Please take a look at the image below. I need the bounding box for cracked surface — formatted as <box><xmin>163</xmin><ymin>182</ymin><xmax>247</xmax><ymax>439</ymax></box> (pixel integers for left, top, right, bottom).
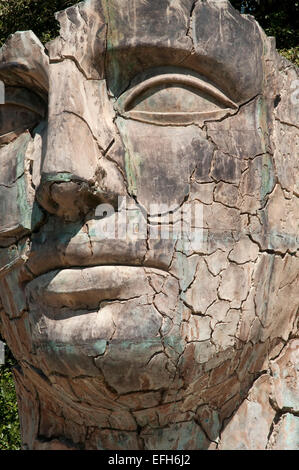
<box><xmin>0</xmin><ymin>0</ymin><xmax>298</xmax><ymax>451</ymax></box>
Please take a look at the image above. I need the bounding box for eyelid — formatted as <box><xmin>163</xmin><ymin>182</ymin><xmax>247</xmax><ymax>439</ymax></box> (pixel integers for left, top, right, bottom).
<box><xmin>122</xmin><ymin>74</ymin><xmax>237</xmax><ymax>112</ymax></box>
<box><xmin>3</xmin><ymin>87</ymin><xmax>46</xmax><ymax>117</ymax></box>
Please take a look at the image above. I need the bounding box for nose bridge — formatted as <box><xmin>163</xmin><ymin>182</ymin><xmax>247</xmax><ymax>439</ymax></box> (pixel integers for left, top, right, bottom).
<box><xmin>40</xmin><ymin>60</ymin><xmax>100</xmax><ymax>183</ymax></box>
<box><xmin>37</xmin><ymin>60</ymin><xmax>122</xmax><ymax>221</ymax></box>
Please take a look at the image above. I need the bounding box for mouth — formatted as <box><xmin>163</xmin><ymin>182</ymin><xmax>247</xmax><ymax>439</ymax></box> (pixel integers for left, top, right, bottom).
<box><xmin>23</xmin><ymin>219</ymin><xmax>177</xmax><ymax>288</ymax></box>
<box><xmin>25</xmin><ymin>264</ymin><xmax>175</xmax><ymax>361</ymax></box>
<box><xmin>26</xmin><ymin>265</ymin><xmax>168</xmax><ymax>311</ymax></box>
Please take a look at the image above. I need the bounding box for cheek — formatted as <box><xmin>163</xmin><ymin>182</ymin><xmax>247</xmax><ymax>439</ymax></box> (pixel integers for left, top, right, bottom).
<box><xmin>116</xmin><ymin>118</ymin><xmax>215</xmax><ymax>211</ymax></box>
<box><xmin>206</xmin><ymin>99</ymin><xmax>267</xmax><ymax>159</ymax></box>
<box><xmin>0</xmin><ymin>254</ymin><xmax>34</xmax><ymax>363</ymax></box>
<box><xmin>0</xmin><ymin>123</ymin><xmax>46</xmax><ymax>249</ymax></box>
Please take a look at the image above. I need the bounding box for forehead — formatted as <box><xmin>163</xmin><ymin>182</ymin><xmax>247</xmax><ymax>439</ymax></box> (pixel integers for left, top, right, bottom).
<box><xmin>0</xmin><ymin>1</ymin><xmax>264</xmax><ymax>103</ymax></box>
<box><xmin>44</xmin><ymin>0</ymin><xmax>264</xmax><ymax>101</ymax></box>
<box><xmin>103</xmin><ymin>0</ymin><xmax>264</xmax><ymax>100</ymax></box>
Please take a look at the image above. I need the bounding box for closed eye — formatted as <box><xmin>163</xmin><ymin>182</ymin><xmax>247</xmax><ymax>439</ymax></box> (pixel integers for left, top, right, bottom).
<box><xmin>117</xmin><ymin>71</ymin><xmax>238</xmax><ymax>126</ymax></box>
<box><xmin>0</xmin><ymin>87</ymin><xmax>46</xmax><ymax>146</ymax></box>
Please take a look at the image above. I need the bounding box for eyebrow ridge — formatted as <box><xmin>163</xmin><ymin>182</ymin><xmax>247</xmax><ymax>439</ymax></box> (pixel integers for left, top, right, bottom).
<box><xmin>123</xmin><ymin>73</ymin><xmax>237</xmax><ymax>111</ymax></box>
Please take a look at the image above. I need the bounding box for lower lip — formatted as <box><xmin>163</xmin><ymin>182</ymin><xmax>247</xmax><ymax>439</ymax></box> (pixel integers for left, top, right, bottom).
<box><xmin>26</xmin><ymin>265</ymin><xmax>166</xmax><ymax>309</ymax></box>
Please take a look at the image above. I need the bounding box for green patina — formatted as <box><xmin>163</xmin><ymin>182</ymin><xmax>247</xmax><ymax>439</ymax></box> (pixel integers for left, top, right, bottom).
<box><xmin>256</xmin><ymin>97</ymin><xmax>276</xmax><ymax>201</ymax></box>
<box><xmin>57</xmin><ymin>224</ymin><xmax>84</xmax><ymax>244</ymax></box>
<box><xmin>0</xmin><ymin>266</ymin><xmax>26</xmax><ymax>318</ymax></box>
<box><xmin>259</xmin><ymin>203</ymin><xmax>297</xmax><ymax>251</ymax></box>
<box><xmin>102</xmin><ymin>0</ymin><xmax>124</xmax><ymax>51</ymax></box>
<box><xmin>39</xmin><ymin>340</ymin><xmax>107</xmax><ymax>361</ymax></box>
<box><xmin>102</xmin><ymin>0</ymin><xmax>140</xmax><ymax>96</ymax></box>
<box><xmin>15</xmin><ymin>135</ymin><xmax>33</xmax><ymax>231</ymax></box>
<box><xmin>113</xmin><ymin>338</ymin><xmax>162</xmax><ymax>355</ymax></box>
<box><xmin>174</xmin><ymin>249</ymin><xmax>197</xmax><ymax>292</ymax></box>
<box><xmin>88</xmin><ymin>226</ymin><xmax>97</xmax><ymax>238</ymax></box>
<box><xmin>41</xmin><ymin>172</ymin><xmax>74</xmax><ymax>183</ymax></box>
<box><xmin>30</xmin><ymin>201</ymin><xmax>44</xmax><ymax>230</ymax></box>
<box><xmin>24</xmin><ymin>317</ymin><xmax>31</xmax><ymax>338</ymax></box>
<box><xmin>36</xmin><ymin>216</ymin><xmax>83</xmax><ymax>244</ymax></box>
<box><xmin>46</xmin><ymin>341</ymin><xmax>76</xmax><ymax>355</ymax></box>
<box><xmin>13</xmin><ymin>134</ymin><xmax>43</xmax><ymax>232</ymax></box>
<box><xmin>17</xmin><ymin>237</ymin><xmax>28</xmax><ymax>254</ymax></box>
<box><xmin>116</xmin><ymin>118</ymin><xmax>141</xmax><ymax>196</ymax></box>
<box><xmin>163</xmin><ymin>334</ymin><xmax>185</xmax><ymax>355</ymax></box>
<box><xmin>15</xmin><ymin>135</ymin><xmax>28</xmax><ymax>179</ymax></box>
<box><xmin>92</xmin><ymin>340</ymin><xmax>107</xmax><ymax>356</ymax></box>
<box><xmin>261</xmin><ymin>154</ymin><xmax>275</xmax><ymax>201</ymax></box>
<box><xmin>102</xmin><ymin>0</ymin><xmax>122</xmax><ymax>95</ymax></box>
<box><xmin>107</xmin><ymin>332</ymin><xmax>184</xmax><ymax>364</ymax></box>
<box><xmin>0</xmin><ymin>245</ymin><xmax>19</xmax><ymax>268</ymax></box>
<box><xmin>205</xmin><ymin>409</ymin><xmax>220</xmax><ymax>441</ymax></box>
<box><xmin>255</xmin><ymin>96</ymin><xmax>276</xmax><ymax>243</ymax></box>
<box><xmin>175</xmin><ymin>421</ymin><xmax>208</xmax><ymax>450</ymax></box>
<box><xmin>256</xmin><ymin>96</ymin><xmax>268</xmax><ymax>155</ymax></box>
<box><xmin>124</xmin><ymin>148</ymin><xmax>140</xmax><ymax>197</ymax></box>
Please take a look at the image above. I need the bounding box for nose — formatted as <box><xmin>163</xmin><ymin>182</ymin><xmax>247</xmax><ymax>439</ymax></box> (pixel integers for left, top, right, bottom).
<box><xmin>36</xmin><ymin>109</ymin><xmax>98</xmax><ymax>220</ymax></box>
<box><xmin>37</xmin><ymin>148</ymin><xmax>127</xmax><ymax>221</ymax></box>
<box><xmin>37</xmin><ymin>179</ymin><xmax>100</xmax><ymax>221</ymax></box>
<box><xmin>36</xmin><ymin>64</ymin><xmax>127</xmax><ymax>221</ymax></box>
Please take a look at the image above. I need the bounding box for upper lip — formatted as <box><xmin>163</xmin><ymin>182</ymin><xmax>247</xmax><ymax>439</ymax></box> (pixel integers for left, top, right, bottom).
<box><xmin>23</xmin><ymin>234</ymin><xmax>172</xmax><ymax>283</ymax></box>
<box><xmin>25</xmin><ymin>265</ymin><xmax>166</xmax><ymax>310</ymax></box>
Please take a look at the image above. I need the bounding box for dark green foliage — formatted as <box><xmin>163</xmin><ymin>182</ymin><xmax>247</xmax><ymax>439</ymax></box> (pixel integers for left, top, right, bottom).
<box><xmin>0</xmin><ymin>0</ymin><xmax>81</xmax><ymax>46</ymax></box>
<box><xmin>230</xmin><ymin>0</ymin><xmax>299</xmax><ymax>66</ymax></box>
<box><xmin>231</xmin><ymin>0</ymin><xmax>298</xmax><ymax>49</ymax></box>
<box><xmin>0</xmin><ymin>339</ymin><xmax>21</xmax><ymax>450</ymax></box>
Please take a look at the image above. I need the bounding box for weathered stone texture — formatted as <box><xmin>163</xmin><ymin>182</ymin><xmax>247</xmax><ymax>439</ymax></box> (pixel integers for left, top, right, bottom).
<box><xmin>0</xmin><ymin>0</ymin><xmax>298</xmax><ymax>451</ymax></box>
<box><xmin>219</xmin><ymin>375</ymin><xmax>276</xmax><ymax>450</ymax></box>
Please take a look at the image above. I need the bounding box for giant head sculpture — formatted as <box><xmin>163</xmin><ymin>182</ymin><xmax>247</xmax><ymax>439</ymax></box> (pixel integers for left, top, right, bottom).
<box><xmin>0</xmin><ymin>0</ymin><xmax>298</xmax><ymax>450</ymax></box>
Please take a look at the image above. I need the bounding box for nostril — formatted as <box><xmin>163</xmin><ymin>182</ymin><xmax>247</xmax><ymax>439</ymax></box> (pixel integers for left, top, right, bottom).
<box><xmin>36</xmin><ymin>179</ymin><xmax>104</xmax><ymax>222</ymax></box>
<box><xmin>36</xmin><ymin>158</ymin><xmax>128</xmax><ymax>221</ymax></box>
<box><xmin>50</xmin><ymin>181</ymin><xmax>90</xmax><ymax>220</ymax></box>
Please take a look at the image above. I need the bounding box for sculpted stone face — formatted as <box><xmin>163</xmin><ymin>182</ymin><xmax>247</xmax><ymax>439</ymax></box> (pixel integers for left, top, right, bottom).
<box><xmin>0</xmin><ymin>0</ymin><xmax>298</xmax><ymax>450</ymax></box>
